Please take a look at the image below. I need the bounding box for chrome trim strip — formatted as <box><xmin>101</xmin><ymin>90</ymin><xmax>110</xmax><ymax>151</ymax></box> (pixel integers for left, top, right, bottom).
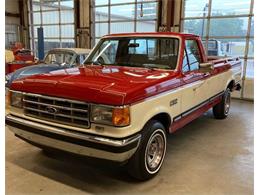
<box><xmin>24</xmin><ymin>107</ymin><xmax>89</xmax><ymax>121</ymax></box>
<box><xmin>11</xmin><ymin>91</ymin><xmax>91</xmax><ymax>128</ymax></box>
<box><xmin>9</xmin><ymin>90</ymin><xmax>23</xmax><ymax>94</ymax></box>
<box><xmin>182</xmin><ymin>101</ymin><xmax>209</xmax><ymax>117</ymax></box>
<box><xmin>9</xmin><ymin>127</ymin><xmax>138</xmax><ymax>162</ymax></box>
<box><xmin>209</xmin><ymin>91</ymin><xmax>225</xmax><ymax>102</ymax></box>
<box><xmin>174</xmin><ymin>116</ymin><xmax>182</xmax><ymax>122</ymax></box>
<box><xmin>24</xmin><ymin>92</ymin><xmax>88</xmax><ymax>104</ymax></box>
<box><xmin>23</xmin><ymin>99</ymin><xmax>89</xmax><ymax>113</ymax></box>
<box><xmin>9</xmin><ymin>111</ymin><xmax>94</xmax><ymax>134</ymax></box>
<box><xmin>6</xmin><ymin>114</ymin><xmax>141</xmax><ymax>147</ymax></box>
<box><xmin>174</xmin><ymin>91</ymin><xmax>224</xmax><ymax>121</ymax></box>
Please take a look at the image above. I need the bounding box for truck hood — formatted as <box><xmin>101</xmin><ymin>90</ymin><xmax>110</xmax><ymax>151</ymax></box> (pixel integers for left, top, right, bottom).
<box><xmin>10</xmin><ymin>65</ymin><xmax>181</xmax><ymax>105</ymax></box>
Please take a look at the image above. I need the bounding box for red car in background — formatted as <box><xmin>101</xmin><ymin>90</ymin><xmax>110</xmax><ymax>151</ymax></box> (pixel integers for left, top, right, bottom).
<box><xmin>5</xmin><ymin>42</ymin><xmax>37</xmax><ymax>75</ymax></box>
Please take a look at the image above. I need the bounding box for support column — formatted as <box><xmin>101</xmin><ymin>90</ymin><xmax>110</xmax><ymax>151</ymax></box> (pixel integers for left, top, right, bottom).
<box><xmin>37</xmin><ymin>27</ymin><xmax>44</xmax><ymax>60</ymax></box>
<box><xmin>159</xmin><ymin>0</ymin><xmax>182</xmax><ymax>32</ymax></box>
<box><xmin>75</xmin><ymin>0</ymin><xmax>91</xmax><ymax>49</ymax></box>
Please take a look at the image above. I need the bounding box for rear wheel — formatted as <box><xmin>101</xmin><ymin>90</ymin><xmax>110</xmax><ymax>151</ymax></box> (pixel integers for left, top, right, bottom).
<box><xmin>127</xmin><ymin>120</ymin><xmax>167</xmax><ymax>180</ymax></box>
<box><xmin>213</xmin><ymin>88</ymin><xmax>231</xmax><ymax>119</ymax></box>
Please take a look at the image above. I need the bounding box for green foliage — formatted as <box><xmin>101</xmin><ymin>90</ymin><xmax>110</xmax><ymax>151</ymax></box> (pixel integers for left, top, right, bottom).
<box><xmin>184</xmin><ymin>15</ymin><xmax>247</xmax><ymax>37</ymax></box>
<box><xmin>210</xmin><ymin>18</ymin><xmax>246</xmax><ymax>36</ymax></box>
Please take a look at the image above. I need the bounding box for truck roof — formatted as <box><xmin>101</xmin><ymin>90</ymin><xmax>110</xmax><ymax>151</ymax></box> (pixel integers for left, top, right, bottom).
<box><xmin>103</xmin><ymin>32</ymin><xmax>199</xmax><ymax>39</ymax></box>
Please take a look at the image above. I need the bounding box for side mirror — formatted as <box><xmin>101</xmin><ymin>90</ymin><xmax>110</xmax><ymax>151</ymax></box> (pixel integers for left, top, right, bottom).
<box><xmin>199</xmin><ymin>62</ymin><xmax>214</xmax><ymax>73</ymax></box>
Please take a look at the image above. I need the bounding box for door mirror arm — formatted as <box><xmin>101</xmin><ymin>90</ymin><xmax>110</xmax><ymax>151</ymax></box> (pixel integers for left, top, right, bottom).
<box><xmin>199</xmin><ymin>62</ymin><xmax>214</xmax><ymax>73</ymax></box>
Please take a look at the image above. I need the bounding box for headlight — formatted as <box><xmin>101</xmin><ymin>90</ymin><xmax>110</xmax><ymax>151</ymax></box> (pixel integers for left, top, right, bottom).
<box><xmin>10</xmin><ymin>91</ymin><xmax>23</xmax><ymax>108</ymax></box>
<box><xmin>91</xmin><ymin>105</ymin><xmax>130</xmax><ymax>127</ymax></box>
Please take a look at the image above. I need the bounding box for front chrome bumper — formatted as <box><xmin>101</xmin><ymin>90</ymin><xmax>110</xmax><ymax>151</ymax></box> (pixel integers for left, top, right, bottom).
<box><xmin>6</xmin><ymin>114</ymin><xmax>141</xmax><ymax>162</ymax></box>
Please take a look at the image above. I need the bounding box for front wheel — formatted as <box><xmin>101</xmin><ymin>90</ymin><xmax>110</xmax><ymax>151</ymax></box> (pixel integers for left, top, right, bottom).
<box><xmin>127</xmin><ymin>120</ymin><xmax>167</xmax><ymax>180</ymax></box>
<box><xmin>213</xmin><ymin>88</ymin><xmax>231</xmax><ymax>119</ymax></box>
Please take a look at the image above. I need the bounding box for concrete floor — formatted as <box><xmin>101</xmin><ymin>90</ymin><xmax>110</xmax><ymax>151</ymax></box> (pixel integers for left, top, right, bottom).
<box><xmin>6</xmin><ymin>99</ymin><xmax>253</xmax><ymax>195</ymax></box>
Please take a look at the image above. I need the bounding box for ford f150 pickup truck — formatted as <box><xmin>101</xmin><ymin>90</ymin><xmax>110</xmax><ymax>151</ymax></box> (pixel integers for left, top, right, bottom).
<box><xmin>6</xmin><ymin>32</ymin><xmax>242</xmax><ymax>180</ymax></box>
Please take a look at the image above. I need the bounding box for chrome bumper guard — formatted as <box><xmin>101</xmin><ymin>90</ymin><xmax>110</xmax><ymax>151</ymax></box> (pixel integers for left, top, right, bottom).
<box><xmin>6</xmin><ymin>114</ymin><xmax>141</xmax><ymax>162</ymax></box>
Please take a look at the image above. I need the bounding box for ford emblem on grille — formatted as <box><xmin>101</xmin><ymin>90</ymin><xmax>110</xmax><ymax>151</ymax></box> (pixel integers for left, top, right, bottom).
<box><xmin>46</xmin><ymin>106</ymin><xmax>58</xmax><ymax>114</ymax></box>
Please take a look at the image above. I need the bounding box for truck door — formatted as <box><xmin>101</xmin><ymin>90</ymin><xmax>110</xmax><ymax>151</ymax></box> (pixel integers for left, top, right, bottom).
<box><xmin>181</xmin><ymin>39</ymin><xmax>210</xmax><ymax>113</ymax></box>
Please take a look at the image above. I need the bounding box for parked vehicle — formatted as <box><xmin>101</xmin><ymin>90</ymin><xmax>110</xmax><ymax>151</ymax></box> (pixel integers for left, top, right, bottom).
<box><xmin>6</xmin><ymin>42</ymin><xmax>38</xmax><ymax>75</ymax></box>
<box><xmin>202</xmin><ymin>39</ymin><xmax>225</xmax><ymax>56</ymax></box>
<box><xmin>5</xmin><ymin>48</ymin><xmax>91</xmax><ymax>87</ymax></box>
<box><xmin>13</xmin><ymin>49</ymin><xmax>35</xmax><ymax>62</ymax></box>
<box><xmin>5</xmin><ymin>49</ymin><xmax>36</xmax><ymax>75</ymax></box>
<box><xmin>6</xmin><ymin>32</ymin><xmax>242</xmax><ymax>180</ymax></box>
<box><xmin>202</xmin><ymin>39</ymin><xmax>231</xmax><ymax>57</ymax></box>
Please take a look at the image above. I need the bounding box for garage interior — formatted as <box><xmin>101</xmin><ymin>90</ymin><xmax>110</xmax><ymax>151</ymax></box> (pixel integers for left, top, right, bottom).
<box><xmin>5</xmin><ymin>0</ymin><xmax>254</xmax><ymax>194</ymax></box>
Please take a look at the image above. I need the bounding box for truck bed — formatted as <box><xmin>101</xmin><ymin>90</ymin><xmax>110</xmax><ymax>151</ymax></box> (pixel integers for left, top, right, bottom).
<box><xmin>208</xmin><ymin>56</ymin><xmax>242</xmax><ymax>84</ymax></box>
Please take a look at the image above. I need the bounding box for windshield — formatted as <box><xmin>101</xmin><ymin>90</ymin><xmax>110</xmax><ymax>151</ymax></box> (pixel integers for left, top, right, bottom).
<box><xmin>84</xmin><ymin>37</ymin><xmax>180</xmax><ymax>70</ymax></box>
<box><xmin>44</xmin><ymin>51</ymin><xmax>75</xmax><ymax>65</ymax></box>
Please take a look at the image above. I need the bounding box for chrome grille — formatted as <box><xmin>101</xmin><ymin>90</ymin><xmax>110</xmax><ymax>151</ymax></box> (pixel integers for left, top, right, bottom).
<box><xmin>23</xmin><ymin>93</ymin><xmax>90</xmax><ymax>128</ymax></box>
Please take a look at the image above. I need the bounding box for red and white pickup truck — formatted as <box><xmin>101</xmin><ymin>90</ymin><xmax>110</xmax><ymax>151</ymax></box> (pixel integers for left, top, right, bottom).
<box><xmin>6</xmin><ymin>32</ymin><xmax>242</xmax><ymax>180</ymax></box>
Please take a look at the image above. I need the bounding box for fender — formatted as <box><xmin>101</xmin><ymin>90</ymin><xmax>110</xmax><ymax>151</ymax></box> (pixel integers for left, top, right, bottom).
<box><xmin>141</xmin><ymin>108</ymin><xmax>172</xmax><ymax>131</ymax></box>
<box><xmin>131</xmin><ymin>103</ymin><xmax>173</xmax><ymax>134</ymax></box>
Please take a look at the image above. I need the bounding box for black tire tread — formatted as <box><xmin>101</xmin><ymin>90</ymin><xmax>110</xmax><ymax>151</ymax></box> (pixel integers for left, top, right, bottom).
<box><xmin>127</xmin><ymin>120</ymin><xmax>166</xmax><ymax>180</ymax></box>
<box><xmin>213</xmin><ymin>89</ymin><xmax>230</xmax><ymax>119</ymax></box>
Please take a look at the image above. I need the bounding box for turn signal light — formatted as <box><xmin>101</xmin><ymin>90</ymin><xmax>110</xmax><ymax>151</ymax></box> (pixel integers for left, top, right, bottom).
<box><xmin>112</xmin><ymin>107</ymin><xmax>130</xmax><ymax>127</ymax></box>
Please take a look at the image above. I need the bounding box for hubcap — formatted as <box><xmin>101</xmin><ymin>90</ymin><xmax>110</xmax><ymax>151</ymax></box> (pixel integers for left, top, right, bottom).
<box><xmin>145</xmin><ymin>129</ymin><xmax>166</xmax><ymax>174</ymax></box>
<box><xmin>224</xmin><ymin>92</ymin><xmax>231</xmax><ymax>115</ymax></box>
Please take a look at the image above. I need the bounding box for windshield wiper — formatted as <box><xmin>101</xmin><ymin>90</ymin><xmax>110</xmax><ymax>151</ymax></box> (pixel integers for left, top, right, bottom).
<box><xmin>142</xmin><ymin>64</ymin><xmax>157</xmax><ymax>71</ymax></box>
<box><xmin>144</xmin><ymin>67</ymin><xmax>156</xmax><ymax>72</ymax></box>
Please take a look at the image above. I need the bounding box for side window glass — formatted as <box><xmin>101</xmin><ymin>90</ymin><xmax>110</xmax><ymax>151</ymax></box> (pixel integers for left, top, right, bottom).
<box><xmin>185</xmin><ymin>40</ymin><xmax>201</xmax><ymax>71</ymax></box>
<box><xmin>64</xmin><ymin>53</ymin><xmax>73</xmax><ymax>65</ymax></box>
<box><xmin>79</xmin><ymin>55</ymin><xmax>86</xmax><ymax>64</ymax></box>
<box><xmin>182</xmin><ymin>49</ymin><xmax>190</xmax><ymax>72</ymax></box>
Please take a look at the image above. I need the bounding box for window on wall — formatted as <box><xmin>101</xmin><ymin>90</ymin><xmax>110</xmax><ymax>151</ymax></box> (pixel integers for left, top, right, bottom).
<box><xmin>91</xmin><ymin>0</ymin><xmax>158</xmax><ymax>46</ymax></box>
<box><xmin>5</xmin><ymin>24</ymin><xmax>21</xmax><ymax>49</ymax></box>
<box><xmin>28</xmin><ymin>0</ymin><xmax>75</xmax><ymax>56</ymax></box>
<box><xmin>181</xmin><ymin>0</ymin><xmax>254</xmax><ymax>98</ymax></box>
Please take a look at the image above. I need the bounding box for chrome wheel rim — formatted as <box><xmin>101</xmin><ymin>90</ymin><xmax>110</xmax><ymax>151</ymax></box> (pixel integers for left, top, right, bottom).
<box><xmin>224</xmin><ymin>92</ymin><xmax>231</xmax><ymax>115</ymax></box>
<box><xmin>145</xmin><ymin>129</ymin><xmax>166</xmax><ymax>174</ymax></box>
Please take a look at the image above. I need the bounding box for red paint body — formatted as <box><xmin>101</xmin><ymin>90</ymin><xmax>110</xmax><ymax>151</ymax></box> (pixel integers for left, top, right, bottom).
<box><xmin>10</xmin><ymin>32</ymin><xmax>240</xmax><ymax>135</ymax></box>
<box><xmin>13</xmin><ymin>49</ymin><xmax>35</xmax><ymax>62</ymax></box>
